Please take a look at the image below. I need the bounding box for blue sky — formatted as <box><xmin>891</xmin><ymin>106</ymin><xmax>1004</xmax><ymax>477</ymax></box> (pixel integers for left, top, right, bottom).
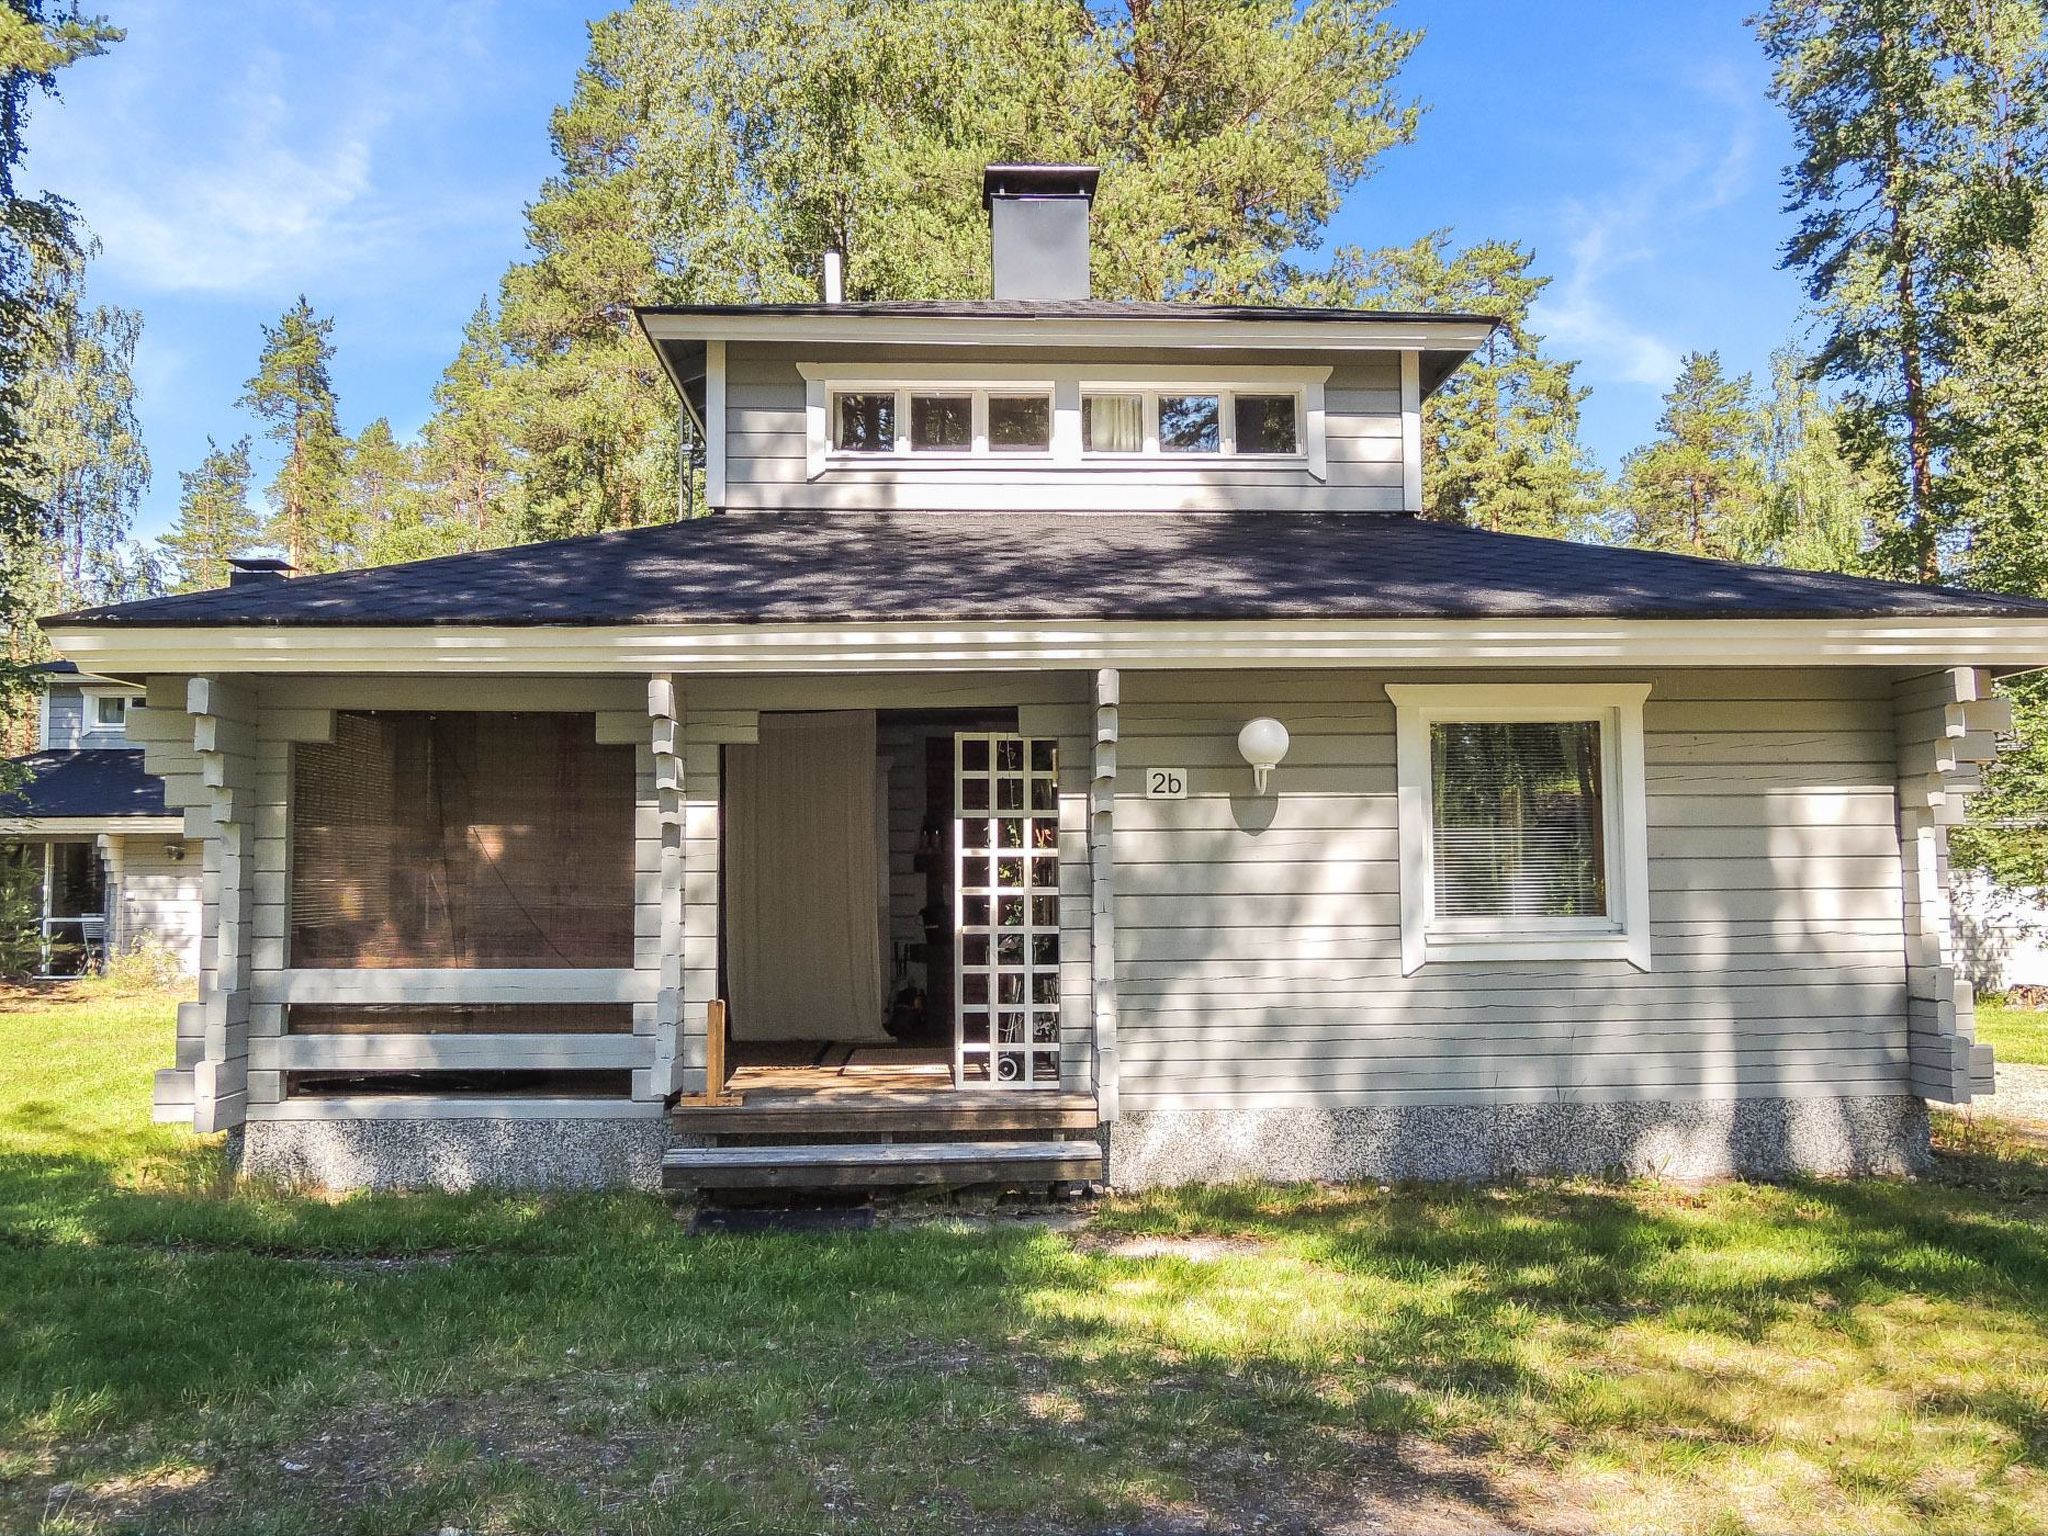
<box><xmin>29</xmin><ymin>0</ymin><xmax>1807</xmax><ymax>541</ymax></box>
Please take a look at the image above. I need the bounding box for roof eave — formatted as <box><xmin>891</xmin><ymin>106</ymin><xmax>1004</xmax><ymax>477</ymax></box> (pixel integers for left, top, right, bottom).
<box><xmin>633</xmin><ymin>307</ymin><xmax>1498</xmax><ymax>355</ymax></box>
<box><xmin>41</xmin><ymin>614</ymin><xmax>2048</xmax><ymax>678</ymax></box>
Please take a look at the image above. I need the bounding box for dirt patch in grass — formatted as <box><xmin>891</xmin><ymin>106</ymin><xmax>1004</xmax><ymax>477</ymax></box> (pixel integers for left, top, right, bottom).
<box><xmin>1075</xmin><ymin>1232</ymin><xmax>1274</xmax><ymax>1263</ymax></box>
<box><xmin>23</xmin><ymin>1372</ymin><xmax>1582</xmax><ymax>1536</ymax></box>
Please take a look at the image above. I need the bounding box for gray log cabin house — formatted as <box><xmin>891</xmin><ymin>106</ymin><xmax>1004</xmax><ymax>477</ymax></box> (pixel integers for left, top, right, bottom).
<box><xmin>40</xmin><ymin>166</ymin><xmax>2048</xmax><ymax>1194</ymax></box>
<box><xmin>3</xmin><ymin>661</ymin><xmax>201</xmax><ymax>978</ymax></box>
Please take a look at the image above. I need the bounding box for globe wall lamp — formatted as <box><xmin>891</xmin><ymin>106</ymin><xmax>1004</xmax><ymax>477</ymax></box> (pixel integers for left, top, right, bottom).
<box><xmin>1237</xmin><ymin>717</ymin><xmax>1290</xmax><ymax>794</ymax></box>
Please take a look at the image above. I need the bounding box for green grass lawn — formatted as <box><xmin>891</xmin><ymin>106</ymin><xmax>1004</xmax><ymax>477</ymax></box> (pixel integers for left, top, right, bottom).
<box><xmin>1978</xmin><ymin>1002</ymin><xmax>2048</xmax><ymax>1066</ymax></box>
<box><xmin>4</xmin><ymin>989</ymin><xmax>2048</xmax><ymax>1535</ymax></box>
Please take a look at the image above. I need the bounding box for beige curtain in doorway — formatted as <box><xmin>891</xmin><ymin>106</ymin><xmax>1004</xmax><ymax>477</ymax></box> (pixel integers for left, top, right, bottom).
<box><xmin>725</xmin><ymin>710</ymin><xmax>890</xmax><ymax>1042</ymax></box>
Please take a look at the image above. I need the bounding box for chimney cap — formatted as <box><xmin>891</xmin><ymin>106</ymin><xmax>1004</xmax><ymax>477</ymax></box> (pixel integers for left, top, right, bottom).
<box><xmin>981</xmin><ymin>163</ymin><xmax>1099</xmax><ymax>209</ymax></box>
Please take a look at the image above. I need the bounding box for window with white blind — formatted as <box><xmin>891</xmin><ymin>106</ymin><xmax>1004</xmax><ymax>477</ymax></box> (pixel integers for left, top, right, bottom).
<box><xmin>1389</xmin><ymin>684</ymin><xmax>1652</xmax><ymax>973</ymax></box>
<box><xmin>798</xmin><ymin>363</ymin><xmax>1330</xmax><ymax>478</ymax></box>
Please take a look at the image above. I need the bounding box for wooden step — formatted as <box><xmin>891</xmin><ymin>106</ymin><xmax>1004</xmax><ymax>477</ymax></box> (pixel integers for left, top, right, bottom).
<box><xmin>672</xmin><ymin>1091</ymin><xmax>1098</xmax><ymax>1137</ymax></box>
<box><xmin>663</xmin><ymin>1139</ymin><xmax>1102</xmax><ymax>1192</ymax></box>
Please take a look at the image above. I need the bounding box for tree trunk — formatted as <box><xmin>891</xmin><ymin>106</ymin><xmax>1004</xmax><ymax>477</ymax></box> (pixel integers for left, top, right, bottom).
<box><xmin>1880</xmin><ymin>25</ymin><xmax>1939</xmax><ymax>582</ymax></box>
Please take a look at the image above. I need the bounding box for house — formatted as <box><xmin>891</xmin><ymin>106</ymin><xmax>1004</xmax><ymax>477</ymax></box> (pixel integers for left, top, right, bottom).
<box><xmin>40</xmin><ymin>165</ymin><xmax>2048</xmax><ymax>1193</ymax></box>
<box><xmin>2</xmin><ymin>661</ymin><xmax>201</xmax><ymax>978</ymax></box>
<box><xmin>1953</xmin><ymin>873</ymin><xmax>2048</xmax><ymax>995</ymax></box>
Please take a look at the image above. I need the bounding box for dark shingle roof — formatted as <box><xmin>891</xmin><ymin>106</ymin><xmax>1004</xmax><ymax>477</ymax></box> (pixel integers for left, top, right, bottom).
<box><xmin>46</xmin><ymin>512</ymin><xmax>2048</xmax><ymax>629</ymax></box>
<box><xmin>1</xmin><ymin>750</ymin><xmax>170</xmax><ymax>820</ymax></box>
<box><xmin>637</xmin><ymin>298</ymin><xmax>1499</xmax><ymax>325</ymax></box>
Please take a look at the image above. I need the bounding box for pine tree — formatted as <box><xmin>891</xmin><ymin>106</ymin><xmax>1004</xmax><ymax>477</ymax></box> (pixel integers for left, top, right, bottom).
<box><xmin>14</xmin><ymin>236</ymin><xmax>147</xmax><ymax>625</ymax></box>
<box><xmin>339</xmin><ymin>418</ymin><xmax>423</xmax><ymax>568</ymax></box>
<box><xmin>1294</xmin><ymin>233</ymin><xmax>1602</xmax><ymax>536</ymax></box>
<box><xmin>1752</xmin><ymin>347</ymin><xmax>1875</xmax><ymax>572</ymax></box>
<box><xmin>1619</xmin><ymin>353</ymin><xmax>1765</xmax><ymax>560</ymax></box>
<box><xmin>1942</xmin><ymin>201</ymin><xmax>2048</xmax><ymax>888</ymax></box>
<box><xmin>161</xmin><ymin>437</ymin><xmax>258</xmax><ymax>593</ymax></box>
<box><xmin>414</xmin><ymin>299</ymin><xmax>517</xmax><ymax>552</ymax></box>
<box><xmin>0</xmin><ymin>1</ymin><xmax>120</xmax><ymax>741</ymax></box>
<box><xmin>1753</xmin><ymin>0</ymin><xmax>2048</xmax><ymax>579</ymax></box>
<box><xmin>238</xmin><ymin>295</ymin><xmax>347</xmax><ymax>572</ymax></box>
<box><xmin>453</xmin><ymin>0</ymin><xmax>1424</xmax><ymax>537</ymax></box>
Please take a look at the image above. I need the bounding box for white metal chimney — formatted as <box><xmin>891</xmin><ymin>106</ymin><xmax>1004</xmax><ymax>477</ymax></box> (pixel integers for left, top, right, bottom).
<box><xmin>820</xmin><ymin>247</ymin><xmax>844</xmax><ymax>304</ymax></box>
<box><xmin>982</xmin><ymin>164</ymin><xmax>1099</xmax><ymax>301</ymax></box>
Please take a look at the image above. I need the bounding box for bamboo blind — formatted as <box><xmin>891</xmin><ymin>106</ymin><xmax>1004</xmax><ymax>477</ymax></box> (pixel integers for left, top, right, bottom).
<box><xmin>290</xmin><ymin>711</ymin><xmax>635</xmax><ymax>968</ymax></box>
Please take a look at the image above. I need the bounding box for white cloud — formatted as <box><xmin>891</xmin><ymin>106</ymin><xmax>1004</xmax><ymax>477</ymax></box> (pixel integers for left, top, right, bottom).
<box><xmin>1533</xmin><ymin>63</ymin><xmax>1768</xmax><ymax>392</ymax></box>
<box><xmin>32</xmin><ymin>0</ymin><xmax>521</xmax><ymax>298</ymax></box>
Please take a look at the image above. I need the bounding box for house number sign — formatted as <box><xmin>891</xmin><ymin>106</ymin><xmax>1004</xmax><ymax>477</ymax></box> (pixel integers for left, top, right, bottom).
<box><xmin>1145</xmin><ymin>768</ymin><xmax>1188</xmax><ymax>799</ymax></box>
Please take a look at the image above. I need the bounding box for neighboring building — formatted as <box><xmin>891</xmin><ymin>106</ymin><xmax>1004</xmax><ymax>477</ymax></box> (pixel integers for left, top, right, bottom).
<box><xmin>41</xmin><ymin>166</ymin><xmax>2048</xmax><ymax>1191</ymax></box>
<box><xmin>2</xmin><ymin>662</ymin><xmax>201</xmax><ymax>978</ymax></box>
<box><xmin>1953</xmin><ymin>872</ymin><xmax>2048</xmax><ymax>994</ymax></box>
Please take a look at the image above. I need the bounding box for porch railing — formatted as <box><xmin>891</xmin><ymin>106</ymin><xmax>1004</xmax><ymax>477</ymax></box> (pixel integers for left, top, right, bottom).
<box><xmin>37</xmin><ymin>915</ymin><xmax>107</xmax><ymax>979</ymax></box>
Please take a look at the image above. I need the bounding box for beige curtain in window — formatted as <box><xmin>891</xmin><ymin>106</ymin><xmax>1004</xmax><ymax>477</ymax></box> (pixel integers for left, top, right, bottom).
<box><xmin>725</xmin><ymin>710</ymin><xmax>890</xmax><ymax>1042</ymax></box>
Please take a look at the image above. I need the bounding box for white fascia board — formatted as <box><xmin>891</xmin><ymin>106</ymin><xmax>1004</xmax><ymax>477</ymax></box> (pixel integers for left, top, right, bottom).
<box><xmin>42</xmin><ymin>616</ymin><xmax>2048</xmax><ymax>676</ymax></box>
<box><xmin>0</xmin><ymin>815</ymin><xmax>185</xmax><ymax>838</ymax></box>
<box><xmin>641</xmin><ymin>310</ymin><xmax>1496</xmax><ymax>354</ymax></box>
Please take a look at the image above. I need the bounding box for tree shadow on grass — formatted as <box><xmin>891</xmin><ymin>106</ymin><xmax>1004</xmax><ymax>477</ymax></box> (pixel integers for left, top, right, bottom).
<box><xmin>8</xmin><ymin>1130</ymin><xmax>2048</xmax><ymax>1532</ymax></box>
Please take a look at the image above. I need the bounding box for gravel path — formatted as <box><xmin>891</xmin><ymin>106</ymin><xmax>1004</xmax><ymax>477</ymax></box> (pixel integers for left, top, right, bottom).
<box><xmin>1978</xmin><ymin>1061</ymin><xmax>2048</xmax><ymax>1123</ymax></box>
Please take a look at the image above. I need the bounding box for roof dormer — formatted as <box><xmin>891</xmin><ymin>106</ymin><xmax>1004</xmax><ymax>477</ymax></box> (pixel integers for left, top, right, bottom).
<box><xmin>636</xmin><ymin>163</ymin><xmax>1495</xmax><ymax>517</ymax></box>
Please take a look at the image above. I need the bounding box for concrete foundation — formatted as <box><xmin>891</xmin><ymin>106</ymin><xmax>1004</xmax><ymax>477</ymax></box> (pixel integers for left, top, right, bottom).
<box><xmin>240</xmin><ymin>1117</ymin><xmax>672</xmax><ymax>1193</ymax></box>
<box><xmin>1104</xmin><ymin>1096</ymin><xmax>1931</xmax><ymax>1188</ymax></box>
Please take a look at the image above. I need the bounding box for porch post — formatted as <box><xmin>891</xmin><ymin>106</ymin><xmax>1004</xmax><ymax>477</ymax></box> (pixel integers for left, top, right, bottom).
<box><xmin>1091</xmin><ymin>668</ymin><xmax>1120</xmax><ymax>1122</ymax></box>
<box><xmin>649</xmin><ymin>675</ymin><xmax>686</xmax><ymax>1096</ymax></box>
<box><xmin>97</xmin><ymin>832</ymin><xmax>122</xmax><ymax>959</ymax></box>
<box><xmin>187</xmin><ymin>676</ymin><xmax>258</xmax><ymax>1134</ymax></box>
<box><xmin>678</xmin><ymin>692</ymin><xmax>727</xmax><ymax>1097</ymax></box>
<box><xmin>1894</xmin><ymin>667</ymin><xmax>2006</xmax><ymax>1103</ymax></box>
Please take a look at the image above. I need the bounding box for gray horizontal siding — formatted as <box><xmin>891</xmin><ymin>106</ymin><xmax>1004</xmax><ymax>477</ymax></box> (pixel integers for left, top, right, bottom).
<box><xmin>721</xmin><ymin>343</ymin><xmax>1407</xmax><ymax>513</ymax></box>
<box><xmin>114</xmin><ymin>835</ymin><xmax>202</xmax><ymax>973</ymax></box>
<box><xmin>1112</xmin><ymin>668</ymin><xmax>1909</xmax><ymax>1112</ymax></box>
<box><xmin>42</xmin><ymin>687</ymin><xmax>87</xmax><ymax>748</ymax></box>
<box><xmin>41</xmin><ymin>685</ymin><xmax>132</xmax><ymax>749</ymax></box>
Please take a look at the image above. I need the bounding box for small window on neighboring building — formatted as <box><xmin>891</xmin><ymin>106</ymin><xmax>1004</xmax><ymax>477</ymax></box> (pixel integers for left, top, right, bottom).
<box><xmin>909</xmin><ymin>394</ymin><xmax>971</xmax><ymax>452</ymax></box>
<box><xmin>1082</xmin><ymin>393</ymin><xmax>1143</xmax><ymax>454</ymax></box>
<box><xmin>92</xmin><ymin>695</ymin><xmax>128</xmax><ymax>729</ymax></box>
<box><xmin>1158</xmin><ymin>394</ymin><xmax>1221</xmax><ymax>453</ymax></box>
<box><xmin>1234</xmin><ymin>394</ymin><xmax>1300</xmax><ymax>455</ymax></box>
<box><xmin>833</xmin><ymin>392</ymin><xmax>896</xmax><ymax>452</ymax></box>
<box><xmin>1389</xmin><ymin>684</ymin><xmax>1652</xmax><ymax>974</ymax></box>
<box><xmin>987</xmin><ymin>394</ymin><xmax>1051</xmax><ymax>452</ymax></box>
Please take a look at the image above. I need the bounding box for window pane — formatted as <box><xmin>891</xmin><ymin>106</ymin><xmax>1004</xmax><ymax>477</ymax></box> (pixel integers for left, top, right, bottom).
<box><xmin>1159</xmin><ymin>394</ymin><xmax>1220</xmax><ymax>452</ymax></box>
<box><xmin>1234</xmin><ymin>394</ymin><xmax>1299</xmax><ymax>454</ymax></box>
<box><xmin>1082</xmin><ymin>393</ymin><xmax>1142</xmax><ymax>452</ymax></box>
<box><xmin>833</xmin><ymin>392</ymin><xmax>895</xmax><ymax>452</ymax></box>
<box><xmin>988</xmin><ymin>394</ymin><xmax>1051</xmax><ymax>451</ymax></box>
<box><xmin>94</xmin><ymin>696</ymin><xmax>127</xmax><ymax>726</ymax></box>
<box><xmin>909</xmin><ymin>394</ymin><xmax>971</xmax><ymax>451</ymax></box>
<box><xmin>1430</xmin><ymin>720</ymin><xmax>1606</xmax><ymax>919</ymax></box>
<box><xmin>290</xmin><ymin>711</ymin><xmax>636</xmax><ymax>967</ymax></box>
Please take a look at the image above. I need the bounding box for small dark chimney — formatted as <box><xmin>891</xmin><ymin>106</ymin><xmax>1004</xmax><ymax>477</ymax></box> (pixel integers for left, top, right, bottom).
<box><xmin>227</xmin><ymin>555</ymin><xmax>296</xmax><ymax>588</ymax></box>
<box><xmin>982</xmin><ymin>164</ymin><xmax>1099</xmax><ymax>301</ymax></box>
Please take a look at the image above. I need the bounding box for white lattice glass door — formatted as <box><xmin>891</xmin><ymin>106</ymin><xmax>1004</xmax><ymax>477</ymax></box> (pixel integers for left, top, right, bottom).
<box><xmin>955</xmin><ymin>733</ymin><xmax>1061</xmax><ymax>1087</ymax></box>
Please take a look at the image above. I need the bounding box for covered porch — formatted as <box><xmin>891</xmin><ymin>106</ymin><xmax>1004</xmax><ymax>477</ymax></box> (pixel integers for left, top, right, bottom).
<box><xmin>120</xmin><ymin>669</ymin><xmax>1119</xmax><ymax>1185</ymax></box>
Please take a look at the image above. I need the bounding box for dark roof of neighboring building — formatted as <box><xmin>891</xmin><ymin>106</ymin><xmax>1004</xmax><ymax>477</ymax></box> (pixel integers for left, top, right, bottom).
<box><xmin>635</xmin><ymin>297</ymin><xmax>1501</xmax><ymax>326</ymax></box>
<box><xmin>1</xmin><ymin>750</ymin><xmax>169</xmax><ymax>820</ymax></box>
<box><xmin>43</xmin><ymin>512</ymin><xmax>2048</xmax><ymax>629</ymax></box>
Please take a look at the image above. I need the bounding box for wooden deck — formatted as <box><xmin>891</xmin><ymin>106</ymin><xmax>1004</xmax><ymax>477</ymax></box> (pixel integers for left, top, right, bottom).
<box><xmin>672</xmin><ymin>1045</ymin><xmax>1099</xmax><ymax>1137</ymax></box>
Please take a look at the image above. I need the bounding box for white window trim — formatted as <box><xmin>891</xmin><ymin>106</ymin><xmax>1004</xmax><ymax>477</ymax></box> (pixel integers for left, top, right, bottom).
<box><xmin>823</xmin><ymin>383</ymin><xmax>1058</xmax><ymax>463</ymax></box>
<box><xmin>797</xmin><ymin>361</ymin><xmax>1329</xmax><ymax>479</ymax></box>
<box><xmin>81</xmin><ymin>686</ymin><xmax>134</xmax><ymax>736</ymax></box>
<box><xmin>1388</xmin><ymin>682</ymin><xmax>1652</xmax><ymax>976</ymax></box>
<box><xmin>1080</xmin><ymin>387</ymin><xmax>1308</xmax><ymax>461</ymax></box>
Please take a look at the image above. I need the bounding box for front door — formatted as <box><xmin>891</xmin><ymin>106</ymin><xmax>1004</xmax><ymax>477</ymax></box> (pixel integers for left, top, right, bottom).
<box><xmin>953</xmin><ymin>733</ymin><xmax>1061</xmax><ymax>1087</ymax></box>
